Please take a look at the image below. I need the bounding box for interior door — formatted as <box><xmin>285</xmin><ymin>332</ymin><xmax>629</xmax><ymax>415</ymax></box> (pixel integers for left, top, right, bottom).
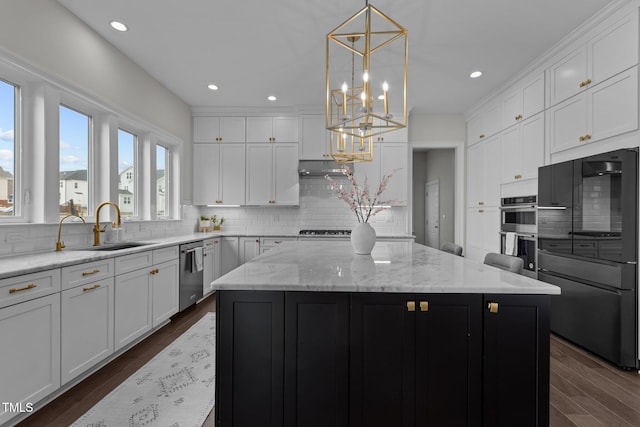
<box><xmin>425</xmin><ymin>180</ymin><xmax>440</xmax><ymax>248</ymax></box>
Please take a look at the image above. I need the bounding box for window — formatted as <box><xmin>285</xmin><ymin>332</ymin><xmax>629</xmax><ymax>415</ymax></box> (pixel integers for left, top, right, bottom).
<box><xmin>59</xmin><ymin>105</ymin><xmax>90</xmax><ymax>217</ymax></box>
<box><xmin>118</xmin><ymin>129</ymin><xmax>137</xmax><ymax>218</ymax></box>
<box><xmin>156</xmin><ymin>144</ymin><xmax>167</xmax><ymax>218</ymax></box>
<box><xmin>0</xmin><ymin>79</ymin><xmax>16</xmax><ymax>217</ymax></box>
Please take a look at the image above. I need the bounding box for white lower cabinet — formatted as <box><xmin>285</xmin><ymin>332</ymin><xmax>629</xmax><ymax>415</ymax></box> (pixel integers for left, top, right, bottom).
<box><xmin>260</xmin><ymin>237</ymin><xmax>297</xmax><ymax>253</ymax></box>
<box><xmin>0</xmin><ymin>294</ymin><xmax>60</xmax><ymax>426</ymax></box>
<box><xmin>61</xmin><ymin>278</ymin><xmax>114</xmax><ymax>385</ymax></box>
<box><xmin>114</xmin><ymin>267</ymin><xmax>152</xmax><ymax>351</ymax></box>
<box><xmin>203</xmin><ymin>238</ymin><xmax>221</xmax><ymax>295</ymax></box>
<box><xmin>151</xmin><ymin>259</ymin><xmax>179</xmax><ymax>328</ymax></box>
<box><xmin>220</xmin><ymin>237</ymin><xmax>239</xmax><ymax>276</ymax></box>
<box><xmin>465</xmin><ymin>207</ymin><xmax>501</xmax><ymax>263</ymax></box>
<box><xmin>239</xmin><ymin>237</ymin><xmax>261</xmax><ymax>264</ymax></box>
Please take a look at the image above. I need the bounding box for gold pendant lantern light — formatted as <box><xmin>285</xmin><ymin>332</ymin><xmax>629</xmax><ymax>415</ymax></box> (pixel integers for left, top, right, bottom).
<box><xmin>326</xmin><ymin>0</ymin><xmax>408</xmax><ymax>163</ymax></box>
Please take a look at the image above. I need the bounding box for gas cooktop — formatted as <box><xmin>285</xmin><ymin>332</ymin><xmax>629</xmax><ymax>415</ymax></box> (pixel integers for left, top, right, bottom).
<box><xmin>298</xmin><ymin>229</ymin><xmax>351</xmax><ymax>236</ymax></box>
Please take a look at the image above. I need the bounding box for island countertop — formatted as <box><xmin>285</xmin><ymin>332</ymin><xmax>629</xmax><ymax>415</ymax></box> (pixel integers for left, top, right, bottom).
<box><xmin>212</xmin><ymin>240</ymin><xmax>561</xmax><ymax>295</ymax></box>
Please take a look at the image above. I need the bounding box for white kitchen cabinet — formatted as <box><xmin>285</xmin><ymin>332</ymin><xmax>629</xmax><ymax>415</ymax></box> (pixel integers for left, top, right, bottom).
<box><xmin>466</xmin><ymin>98</ymin><xmax>501</xmax><ymax>145</ymax></box>
<box><xmin>246</xmin><ymin>142</ymin><xmax>299</xmax><ymax>205</ymax></box>
<box><xmin>151</xmin><ymin>258</ymin><xmax>179</xmax><ymax>328</ymax></box>
<box><xmin>220</xmin><ymin>237</ymin><xmax>239</xmax><ymax>276</ymax></box>
<box><xmin>548</xmin><ymin>10</ymin><xmax>638</xmax><ymax>106</ymax></box>
<box><xmin>300</xmin><ymin>115</ymin><xmax>331</xmax><ymax>159</ymax></box>
<box><xmin>0</xmin><ymin>293</ymin><xmax>60</xmax><ymax>426</ymax></box>
<box><xmin>193</xmin><ymin>143</ymin><xmax>245</xmax><ymax>205</ymax></box>
<box><xmin>548</xmin><ymin>66</ymin><xmax>638</xmax><ymax>154</ymax></box>
<box><xmin>0</xmin><ymin>268</ymin><xmax>60</xmax><ymax>309</ymax></box>
<box><xmin>354</xmin><ymin>142</ymin><xmax>408</xmax><ymax>206</ymax></box>
<box><xmin>465</xmin><ymin>206</ymin><xmax>500</xmax><ymax>263</ymax></box>
<box><xmin>203</xmin><ymin>238</ymin><xmax>221</xmax><ymax>296</ymax></box>
<box><xmin>501</xmin><ymin>72</ymin><xmax>544</xmax><ymax>129</ymax></box>
<box><xmin>466</xmin><ymin>135</ymin><xmax>501</xmax><ymax>208</ymax></box>
<box><xmin>61</xmin><ymin>258</ymin><xmax>114</xmax><ymax>291</ymax></box>
<box><xmin>246</xmin><ymin>116</ymin><xmax>299</xmax><ymax>142</ymax></box>
<box><xmin>61</xmin><ymin>277</ymin><xmax>114</xmax><ymax>385</ymax></box>
<box><xmin>500</xmin><ymin>112</ymin><xmax>544</xmax><ymax>184</ymax></box>
<box><xmin>114</xmin><ymin>266</ymin><xmax>152</xmax><ymax>351</ymax></box>
<box><xmin>239</xmin><ymin>237</ymin><xmax>261</xmax><ymax>264</ymax></box>
<box><xmin>260</xmin><ymin>237</ymin><xmax>297</xmax><ymax>254</ymax></box>
<box><xmin>193</xmin><ymin>116</ymin><xmax>246</xmax><ymax>143</ymax></box>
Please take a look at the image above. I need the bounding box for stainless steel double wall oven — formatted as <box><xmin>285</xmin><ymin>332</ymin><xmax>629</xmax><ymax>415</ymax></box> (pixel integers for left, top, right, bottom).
<box><xmin>500</xmin><ymin>195</ymin><xmax>537</xmax><ymax>278</ymax></box>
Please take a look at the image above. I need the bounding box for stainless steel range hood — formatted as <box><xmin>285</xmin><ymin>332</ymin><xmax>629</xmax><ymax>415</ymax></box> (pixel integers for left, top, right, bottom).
<box><xmin>298</xmin><ymin>160</ymin><xmax>349</xmax><ymax>177</ymax></box>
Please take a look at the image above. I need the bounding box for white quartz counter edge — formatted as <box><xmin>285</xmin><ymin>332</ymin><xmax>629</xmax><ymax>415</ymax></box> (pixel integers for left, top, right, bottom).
<box><xmin>212</xmin><ymin>241</ymin><xmax>561</xmax><ymax>295</ymax></box>
<box><xmin>0</xmin><ymin>233</ymin><xmax>415</xmax><ymax>279</ymax></box>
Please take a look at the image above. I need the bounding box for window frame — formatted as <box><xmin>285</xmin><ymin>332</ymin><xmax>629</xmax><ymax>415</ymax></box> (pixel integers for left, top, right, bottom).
<box><xmin>0</xmin><ymin>75</ymin><xmax>22</xmax><ymax>222</ymax></box>
<box><xmin>117</xmin><ymin>127</ymin><xmax>139</xmax><ymax>219</ymax></box>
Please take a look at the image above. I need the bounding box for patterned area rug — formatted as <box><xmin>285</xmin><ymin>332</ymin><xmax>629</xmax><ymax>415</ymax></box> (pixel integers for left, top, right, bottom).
<box><xmin>71</xmin><ymin>312</ymin><xmax>216</xmax><ymax>427</ymax></box>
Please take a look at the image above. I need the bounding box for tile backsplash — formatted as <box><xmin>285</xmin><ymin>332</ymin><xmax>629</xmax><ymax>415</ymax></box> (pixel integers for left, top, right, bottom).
<box><xmin>0</xmin><ymin>177</ymin><xmax>408</xmax><ymax>257</ymax></box>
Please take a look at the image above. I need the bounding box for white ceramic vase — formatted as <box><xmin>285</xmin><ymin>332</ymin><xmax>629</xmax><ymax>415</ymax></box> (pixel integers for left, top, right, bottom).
<box><xmin>350</xmin><ymin>222</ymin><xmax>376</xmax><ymax>254</ymax></box>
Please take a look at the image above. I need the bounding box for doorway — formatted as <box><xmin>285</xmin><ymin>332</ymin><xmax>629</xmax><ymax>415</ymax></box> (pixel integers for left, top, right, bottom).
<box><xmin>425</xmin><ymin>180</ymin><xmax>440</xmax><ymax>248</ymax></box>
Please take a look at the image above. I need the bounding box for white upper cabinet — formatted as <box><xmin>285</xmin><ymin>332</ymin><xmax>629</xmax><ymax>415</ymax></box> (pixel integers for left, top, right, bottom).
<box><xmin>246</xmin><ymin>116</ymin><xmax>299</xmax><ymax>143</ymax></box>
<box><xmin>299</xmin><ymin>115</ymin><xmax>331</xmax><ymax>159</ymax></box>
<box><xmin>246</xmin><ymin>142</ymin><xmax>299</xmax><ymax>205</ymax></box>
<box><xmin>501</xmin><ymin>72</ymin><xmax>544</xmax><ymax>129</ymax></box>
<box><xmin>548</xmin><ymin>9</ymin><xmax>638</xmax><ymax>107</ymax></box>
<box><xmin>466</xmin><ymin>134</ymin><xmax>501</xmax><ymax>208</ymax></box>
<box><xmin>193</xmin><ymin>143</ymin><xmax>245</xmax><ymax>205</ymax></box>
<box><xmin>193</xmin><ymin>116</ymin><xmax>246</xmax><ymax>143</ymax></box>
<box><xmin>548</xmin><ymin>66</ymin><xmax>638</xmax><ymax>153</ymax></box>
<box><xmin>466</xmin><ymin>98</ymin><xmax>501</xmax><ymax>145</ymax></box>
<box><xmin>500</xmin><ymin>112</ymin><xmax>544</xmax><ymax>184</ymax></box>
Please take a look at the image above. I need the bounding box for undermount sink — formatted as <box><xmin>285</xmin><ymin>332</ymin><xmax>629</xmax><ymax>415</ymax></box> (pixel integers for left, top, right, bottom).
<box><xmin>86</xmin><ymin>241</ymin><xmax>151</xmax><ymax>251</ymax></box>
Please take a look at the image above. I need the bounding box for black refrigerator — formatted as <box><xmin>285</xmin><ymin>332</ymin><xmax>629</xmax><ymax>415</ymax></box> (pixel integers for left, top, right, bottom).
<box><xmin>537</xmin><ymin>148</ymin><xmax>638</xmax><ymax>369</ymax></box>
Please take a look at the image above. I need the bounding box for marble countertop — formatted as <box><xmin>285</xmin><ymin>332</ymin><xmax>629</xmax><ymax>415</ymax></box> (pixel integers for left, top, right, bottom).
<box><xmin>212</xmin><ymin>241</ymin><xmax>561</xmax><ymax>295</ymax></box>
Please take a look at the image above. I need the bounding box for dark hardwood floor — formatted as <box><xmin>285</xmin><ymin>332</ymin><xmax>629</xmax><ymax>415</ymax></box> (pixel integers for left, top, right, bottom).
<box><xmin>12</xmin><ymin>292</ymin><xmax>640</xmax><ymax>427</ymax></box>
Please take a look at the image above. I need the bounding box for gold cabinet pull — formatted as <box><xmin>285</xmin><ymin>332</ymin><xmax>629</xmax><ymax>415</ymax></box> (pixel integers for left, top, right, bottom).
<box><xmin>274</xmin><ymin>240</ymin><xmax>282</xmax><ymax>244</ymax></box>
<box><xmin>578</xmin><ymin>78</ymin><xmax>592</xmax><ymax>88</ymax></box>
<box><xmin>488</xmin><ymin>302</ymin><xmax>499</xmax><ymax>313</ymax></box>
<box><xmin>150</xmin><ymin>268</ymin><xmax>159</xmax><ymax>275</ymax></box>
<box><xmin>83</xmin><ymin>284</ymin><xmax>101</xmax><ymax>292</ymax></box>
<box><xmin>419</xmin><ymin>301</ymin><xmax>429</xmax><ymax>312</ymax></box>
<box><xmin>478</xmin><ymin>209</ymin><xmax>484</xmax><ymax>213</ymax></box>
<box><xmin>82</xmin><ymin>269</ymin><xmax>100</xmax><ymax>276</ymax></box>
<box><xmin>9</xmin><ymin>284</ymin><xmax>37</xmax><ymax>294</ymax></box>
<box><xmin>479</xmin><ymin>134</ymin><xmax>485</xmax><ymax>139</ymax></box>
<box><xmin>478</xmin><ymin>201</ymin><xmax>485</xmax><ymax>206</ymax></box>
<box><xmin>407</xmin><ymin>301</ymin><xmax>416</xmax><ymax>312</ymax></box>
<box><xmin>584</xmin><ymin>134</ymin><xmax>591</xmax><ymax>140</ymax></box>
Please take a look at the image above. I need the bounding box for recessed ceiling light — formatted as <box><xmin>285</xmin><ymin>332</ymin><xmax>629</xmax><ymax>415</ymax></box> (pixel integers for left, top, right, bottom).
<box><xmin>110</xmin><ymin>21</ymin><xmax>128</xmax><ymax>32</ymax></box>
<box><xmin>267</xmin><ymin>95</ymin><xmax>277</xmax><ymax>101</ymax></box>
<box><xmin>470</xmin><ymin>70</ymin><xmax>482</xmax><ymax>79</ymax></box>
<box><xmin>207</xmin><ymin>84</ymin><xmax>219</xmax><ymax>91</ymax></box>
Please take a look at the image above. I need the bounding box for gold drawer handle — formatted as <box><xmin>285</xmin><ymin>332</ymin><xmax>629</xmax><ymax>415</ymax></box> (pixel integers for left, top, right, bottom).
<box><xmin>579</xmin><ymin>79</ymin><xmax>592</xmax><ymax>88</ymax></box>
<box><xmin>274</xmin><ymin>240</ymin><xmax>282</xmax><ymax>244</ymax></box>
<box><xmin>488</xmin><ymin>302</ymin><xmax>499</xmax><ymax>313</ymax></box>
<box><xmin>9</xmin><ymin>284</ymin><xmax>37</xmax><ymax>294</ymax></box>
<box><xmin>478</xmin><ymin>201</ymin><xmax>485</xmax><ymax>206</ymax></box>
<box><xmin>478</xmin><ymin>209</ymin><xmax>484</xmax><ymax>213</ymax></box>
<box><xmin>150</xmin><ymin>268</ymin><xmax>160</xmax><ymax>275</ymax></box>
<box><xmin>83</xmin><ymin>284</ymin><xmax>101</xmax><ymax>292</ymax></box>
<box><xmin>479</xmin><ymin>134</ymin><xmax>485</xmax><ymax>139</ymax></box>
<box><xmin>82</xmin><ymin>269</ymin><xmax>100</xmax><ymax>276</ymax></box>
<box><xmin>407</xmin><ymin>301</ymin><xmax>416</xmax><ymax>312</ymax></box>
<box><xmin>420</xmin><ymin>301</ymin><xmax>429</xmax><ymax>312</ymax></box>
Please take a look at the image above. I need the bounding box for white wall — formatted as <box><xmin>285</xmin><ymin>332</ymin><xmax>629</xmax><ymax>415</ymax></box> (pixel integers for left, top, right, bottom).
<box><xmin>0</xmin><ymin>0</ymin><xmax>192</xmax><ymax>199</ymax></box>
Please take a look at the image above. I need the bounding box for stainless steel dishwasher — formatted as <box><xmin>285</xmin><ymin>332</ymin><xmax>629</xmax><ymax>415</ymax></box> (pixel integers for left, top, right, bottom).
<box><xmin>179</xmin><ymin>241</ymin><xmax>204</xmax><ymax>311</ymax></box>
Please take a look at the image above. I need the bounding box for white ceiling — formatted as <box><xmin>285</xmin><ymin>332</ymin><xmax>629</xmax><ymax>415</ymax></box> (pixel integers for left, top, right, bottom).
<box><xmin>57</xmin><ymin>0</ymin><xmax>612</xmax><ymax>115</ymax></box>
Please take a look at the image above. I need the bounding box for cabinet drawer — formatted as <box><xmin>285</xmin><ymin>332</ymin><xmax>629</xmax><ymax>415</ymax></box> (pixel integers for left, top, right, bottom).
<box><xmin>204</xmin><ymin>238</ymin><xmax>221</xmax><ymax>249</ymax></box>
<box><xmin>260</xmin><ymin>237</ymin><xmax>297</xmax><ymax>253</ymax></box>
<box><xmin>153</xmin><ymin>246</ymin><xmax>179</xmax><ymax>264</ymax></box>
<box><xmin>0</xmin><ymin>268</ymin><xmax>61</xmax><ymax>309</ymax></box>
<box><xmin>61</xmin><ymin>258</ymin><xmax>115</xmax><ymax>291</ymax></box>
<box><xmin>115</xmin><ymin>251</ymin><xmax>153</xmax><ymax>275</ymax></box>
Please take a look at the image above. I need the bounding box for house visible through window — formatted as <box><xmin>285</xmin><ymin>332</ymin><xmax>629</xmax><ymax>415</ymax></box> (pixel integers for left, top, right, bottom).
<box><xmin>156</xmin><ymin>144</ymin><xmax>167</xmax><ymax>218</ymax></box>
<box><xmin>118</xmin><ymin>129</ymin><xmax>136</xmax><ymax>218</ymax></box>
<box><xmin>59</xmin><ymin>105</ymin><xmax>90</xmax><ymax>217</ymax></box>
<box><xmin>0</xmin><ymin>78</ymin><xmax>16</xmax><ymax>217</ymax></box>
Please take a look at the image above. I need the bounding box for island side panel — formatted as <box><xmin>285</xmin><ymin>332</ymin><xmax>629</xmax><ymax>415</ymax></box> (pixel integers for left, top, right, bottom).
<box><xmin>283</xmin><ymin>292</ymin><xmax>350</xmax><ymax>427</ymax></box>
<box><xmin>216</xmin><ymin>290</ymin><xmax>284</xmax><ymax>427</ymax></box>
<box><xmin>483</xmin><ymin>294</ymin><xmax>550</xmax><ymax>427</ymax></box>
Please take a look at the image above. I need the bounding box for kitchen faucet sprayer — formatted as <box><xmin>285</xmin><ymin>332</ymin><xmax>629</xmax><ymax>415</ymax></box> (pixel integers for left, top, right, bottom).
<box><xmin>55</xmin><ymin>213</ymin><xmax>86</xmax><ymax>251</ymax></box>
<box><xmin>94</xmin><ymin>201</ymin><xmax>122</xmax><ymax>246</ymax></box>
